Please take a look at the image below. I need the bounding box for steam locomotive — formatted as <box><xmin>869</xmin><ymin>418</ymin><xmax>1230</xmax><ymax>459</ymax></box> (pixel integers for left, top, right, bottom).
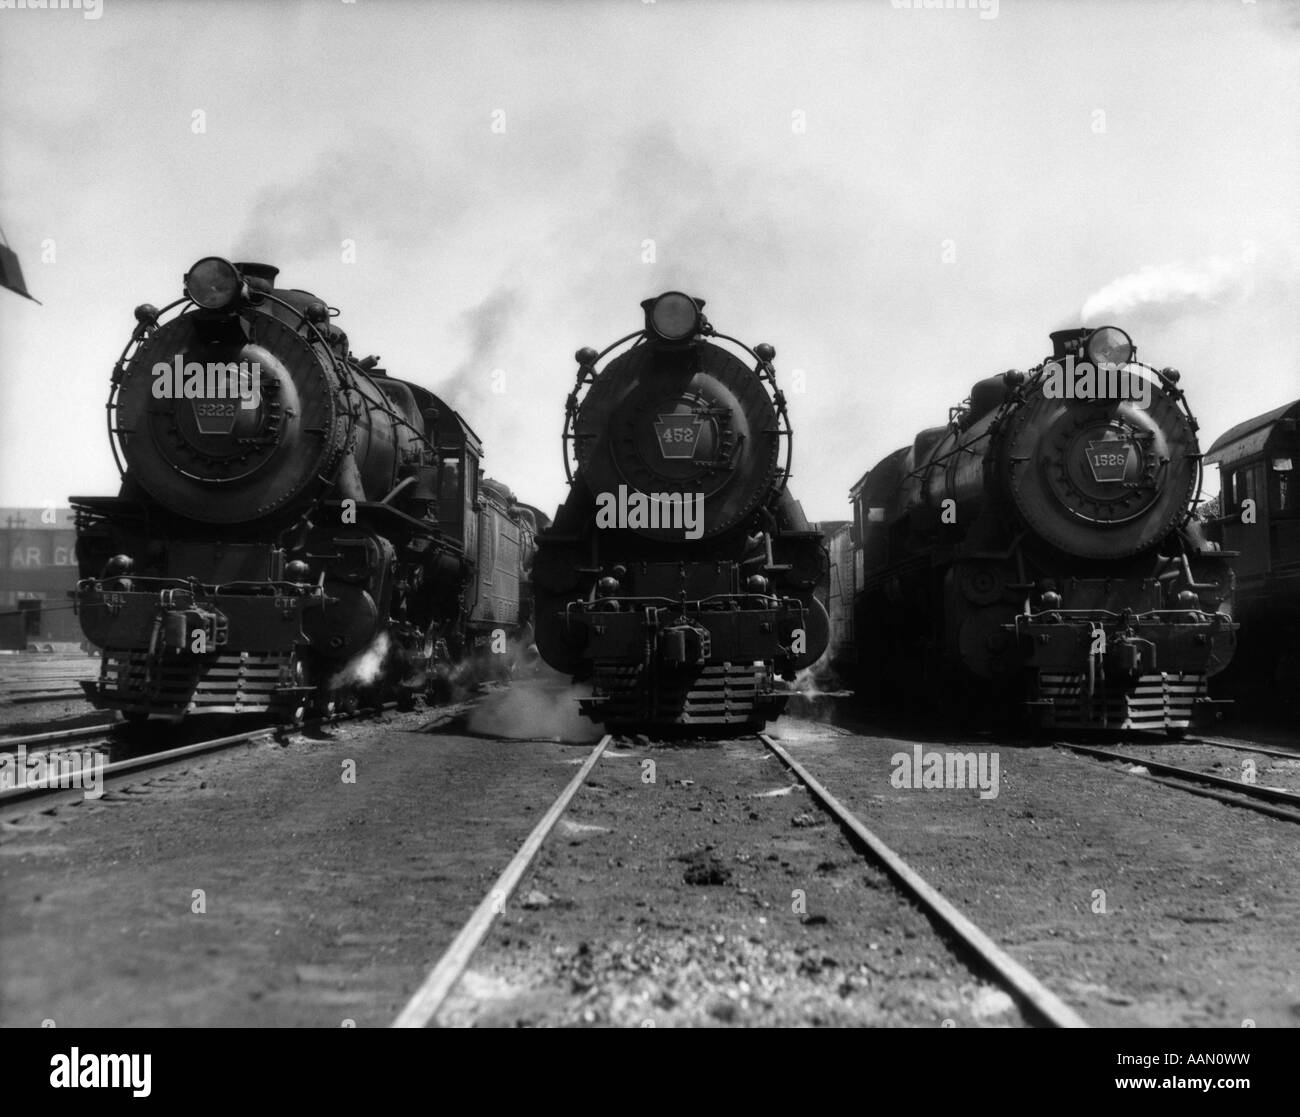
<box><xmin>532</xmin><ymin>292</ymin><xmax>828</xmax><ymax>731</ymax></box>
<box><xmin>828</xmin><ymin>326</ymin><xmax>1237</xmax><ymax>735</ymax></box>
<box><xmin>71</xmin><ymin>257</ymin><xmax>542</xmax><ymax>722</ymax></box>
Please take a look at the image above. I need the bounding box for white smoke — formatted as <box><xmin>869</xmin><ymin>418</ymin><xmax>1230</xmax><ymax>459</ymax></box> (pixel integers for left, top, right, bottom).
<box><xmin>785</xmin><ymin>666</ymin><xmax>851</xmax><ymax>699</ymax></box>
<box><xmin>465</xmin><ymin>673</ymin><xmax>601</xmax><ymax>743</ymax></box>
<box><xmin>329</xmin><ymin>631</ymin><xmax>392</xmax><ymax>690</ymax></box>
<box><xmin>1080</xmin><ymin>250</ymin><xmax>1258</xmax><ymax>326</ymax></box>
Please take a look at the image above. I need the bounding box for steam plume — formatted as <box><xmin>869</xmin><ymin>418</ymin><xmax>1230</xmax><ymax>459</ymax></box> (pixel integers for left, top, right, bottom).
<box><xmin>330</xmin><ymin>631</ymin><xmax>392</xmax><ymax>690</ymax></box>
<box><xmin>1080</xmin><ymin>252</ymin><xmax>1257</xmax><ymax>326</ymax></box>
<box><xmin>438</xmin><ymin>287</ymin><xmax>522</xmax><ymax>406</ymax></box>
<box><xmin>466</xmin><ymin>672</ymin><xmax>601</xmax><ymax>743</ymax></box>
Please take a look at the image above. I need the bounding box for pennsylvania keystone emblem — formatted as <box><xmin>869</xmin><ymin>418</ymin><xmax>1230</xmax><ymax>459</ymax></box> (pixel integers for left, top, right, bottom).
<box><xmin>655</xmin><ymin>414</ymin><xmax>702</xmax><ymax>460</ymax></box>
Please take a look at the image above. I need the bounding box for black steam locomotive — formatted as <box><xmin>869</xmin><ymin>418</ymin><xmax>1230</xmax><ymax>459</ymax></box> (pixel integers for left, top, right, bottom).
<box><xmin>828</xmin><ymin>326</ymin><xmax>1237</xmax><ymax>735</ymax></box>
<box><xmin>1204</xmin><ymin>398</ymin><xmax>1300</xmax><ymax>712</ymax></box>
<box><xmin>532</xmin><ymin>292</ymin><xmax>829</xmax><ymax>731</ymax></box>
<box><xmin>72</xmin><ymin>257</ymin><xmax>542</xmax><ymax>721</ymax></box>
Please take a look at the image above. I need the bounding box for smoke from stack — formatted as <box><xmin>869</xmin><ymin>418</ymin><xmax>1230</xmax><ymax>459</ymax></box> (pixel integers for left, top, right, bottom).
<box><xmin>230</xmin><ymin>131</ymin><xmax>470</xmax><ymax>262</ymax></box>
<box><xmin>1080</xmin><ymin>251</ymin><xmax>1258</xmax><ymax>327</ymax></box>
<box><xmin>439</xmin><ymin>287</ymin><xmax>522</xmax><ymax>407</ymax></box>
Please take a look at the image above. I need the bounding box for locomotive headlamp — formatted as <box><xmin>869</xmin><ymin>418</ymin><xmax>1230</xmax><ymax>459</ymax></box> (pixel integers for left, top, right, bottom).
<box><xmin>646</xmin><ymin>291</ymin><xmax>700</xmax><ymax>342</ymax></box>
<box><xmin>184</xmin><ymin>257</ymin><xmax>242</xmax><ymax>311</ymax></box>
<box><xmin>1084</xmin><ymin>326</ymin><xmax>1134</xmax><ymax>368</ymax></box>
<box><xmin>103</xmin><ymin>554</ymin><xmax>133</xmax><ymax>578</ymax></box>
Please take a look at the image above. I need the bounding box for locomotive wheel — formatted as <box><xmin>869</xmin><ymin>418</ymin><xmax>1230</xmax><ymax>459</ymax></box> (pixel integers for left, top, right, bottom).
<box><xmin>304</xmin><ymin>689</ymin><xmax>329</xmax><ymax>720</ymax></box>
<box><xmin>278</xmin><ymin>703</ymin><xmax>306</xmax><ymax>730</ymax></box>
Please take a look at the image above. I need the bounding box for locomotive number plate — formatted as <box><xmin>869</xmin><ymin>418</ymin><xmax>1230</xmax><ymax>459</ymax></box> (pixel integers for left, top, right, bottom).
<box><xmin>654</xmin><ymin>415</ymin><xmax>702</xmax><ymax>460</ymax></box>
<box><xmin>1085</xmin><ymin>439</ymin><xmax>1132</xmax><ymax>483</ymax></box>
<box><xmin>192</xmin><ymin>400</ymin><xmax>239</xmax><ymax>436</ymax></box>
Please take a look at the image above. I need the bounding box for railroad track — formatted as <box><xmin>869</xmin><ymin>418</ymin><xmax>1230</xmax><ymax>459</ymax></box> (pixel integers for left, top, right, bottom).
<box><xmin>0</xmin><ymin>724</ymin><xmax>119</xmax><ymax>772</ymax></box>
<box><xmin>2</xmin><ymin>683</ymin><xmax>87</xmax><ymax>690</ymax></box>
<box><xmin>393</xmin><ymin>731</ymin><xmax>1088</xmax><ymax>1029</ymax></box>
<box><xmin>1055</xmin><ymin>740</ymin><xmax>1300</xmax><ymax>824</ymax></box>
<box><xmin>0</xmin><ymin>671</ymin><xmax>97</xmax><ymax>686</ymax></box>
<box><xmin>0</xmin><ymin>673</ymin><xmax>97</xmax><ymax>683</ymax></box>
<box><xmin>0</xmin><ymin>721</ymin><xmax>117</xmax><ymax>751</ymax></box>
<box><xmin>0</xmin><ymin>688</ymin><xmax>90</xmax><ymax>704</ymax></box>
<box><xmin>1186</xmin><ymin>733</ymin><xmax>1300</xmax><ymax>760</ymax></box>
<box><xmin>0</xmin><ymin>704</ymin><xmax>398</xmax><ymax>821</ymax></box>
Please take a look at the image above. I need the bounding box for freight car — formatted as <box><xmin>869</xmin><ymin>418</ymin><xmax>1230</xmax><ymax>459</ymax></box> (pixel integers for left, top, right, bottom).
<box><xmin>1203</xmin><ymin>398</ymin><xmax>1300</xmax><ymax>711</ymax></box>
<box><xmin>834</xmin><ymin>326</ymin><xmax>1237</xmax><ymax>734</ymax></box>
<box><xmin>71</xmin><ymin>257</ymin><xmax>541</xmax><ymax>721</ymax></box>
<box><xmin>532</xmin><ymin>292</ymin><xmax>828</xmax><ymax>731</ymax></box>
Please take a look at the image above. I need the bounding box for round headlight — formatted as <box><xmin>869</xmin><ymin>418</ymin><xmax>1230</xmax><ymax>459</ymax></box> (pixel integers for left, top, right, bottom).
<box><xmin>648</xmin><ymin>291</ymin><xmax>699</xmax><ymax>342</ymax></box>
<box><xmin>184</xmin><ymin>257</ymin><xmax>242</xmax><ymax>310</ymax></box>
<box><xmin>1085</xmin><ymin>325</ymin><xmax>1133</xmax><ymax>368</ymax></box>
<box><xmin>103</xmin><ymin>554</ymin><xmax>134</xmax><ymax>578</ymax></box>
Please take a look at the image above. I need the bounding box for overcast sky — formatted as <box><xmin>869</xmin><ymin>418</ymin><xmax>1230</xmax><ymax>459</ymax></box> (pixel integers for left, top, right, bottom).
<box><xmin>2</xmin><ymin>0</ymin><xmax>1297</xmax><ymax>522</ymax></box>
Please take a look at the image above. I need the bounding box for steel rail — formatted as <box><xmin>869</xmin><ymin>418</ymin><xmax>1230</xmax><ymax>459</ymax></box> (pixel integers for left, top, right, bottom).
<box><xmin>0</xmin><ymin>704</ymin><xmax>398</xmax><ymax>807</ymax></box>
<box><xmin>0</xmin><ymin>723</ymin><xmax>116</xmax><ymax>750</ymax></box>
<box><xmin>392</xmin><ymin>733</ymin><xmax>612</xmax><ymax>1028</ymax></box>
<box><xmin>3</xmin><ymin>689</ymin><xmax>86</xmax><ymax>704</ymax></box>
<box><xmin>1056</xmin><ymin>741</ymin><xmax>1300</xmax><ymax>823</ymax></box>
<box><xmin>1186</xmin><ymin>734</ymin><xmax>1300</xmax><ymax>761</ymax></box>
<box><xmin>0</xmin><ymin>725</ymin><xmax>278</xmax><ymax>806</ymax></box>
<box><xmin>760</xmin><ymin>732</ymin><xmax>1089</xmax><ymax>1029</ymax></box>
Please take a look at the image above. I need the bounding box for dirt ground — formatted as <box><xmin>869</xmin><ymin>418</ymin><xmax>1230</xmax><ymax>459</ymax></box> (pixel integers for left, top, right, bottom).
<box><xmin>0</xmin><ymin>691</ymin><xmax>1025</xmax><ymax>1028</ymax></box>
<box><xmin>758</xmin><ymin>716</ymin><xmax>1300</xmax><ymax>1027</ymax></box>
<box><xmin>442</xmin><ymin>717</ymin><xmax>1300</xmax><ymax>1027</ymax></box>
<box><xmin>0</xmin><ymin>652</ymin><xmax>104</xmax><ymax>735</ymax></box>
<box><xmin>1098</xmin><ymin>737</ymin><xmax>1300</xmax><ymax>795</ymax></box>
<box><xmin>442</xmin><ymin>731</ymin><xmax>1028</xmax><ymax>1027</ymax></box>
<box><xmin>3</xmin><ymin>682</ymin><xmax>1296</xmax><ymax>1027</ymax></box>
<box><xmin>0</xmin><ymin>702</ymin><xmax>597</xmax><ymax>1026</ymax></box>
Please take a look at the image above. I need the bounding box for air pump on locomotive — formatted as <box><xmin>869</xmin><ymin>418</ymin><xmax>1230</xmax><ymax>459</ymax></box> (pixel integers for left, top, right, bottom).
<box><xmin>72</xmin><ymin>257</ymin><xmax>540</xmax><ymax>721</ymax></box>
